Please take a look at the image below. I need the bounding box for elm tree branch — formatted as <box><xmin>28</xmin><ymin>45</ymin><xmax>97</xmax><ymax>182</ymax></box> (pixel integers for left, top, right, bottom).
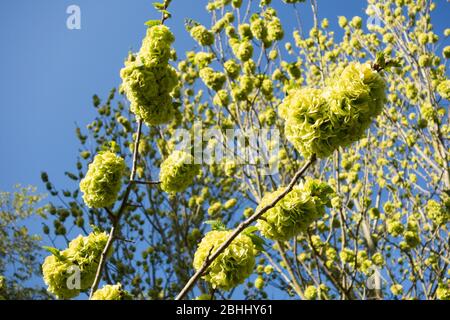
<box><xmin>175</xmin><ymin>155</ymin><xmax>316</xmax><ymax>300</ymax></box>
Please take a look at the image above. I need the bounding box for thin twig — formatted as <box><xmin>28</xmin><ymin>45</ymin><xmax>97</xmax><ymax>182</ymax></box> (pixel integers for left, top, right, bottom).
<box><xmin>131</xmin><ymin>180</ymin><xmax>161</xmax><ymax>185</ymax></box>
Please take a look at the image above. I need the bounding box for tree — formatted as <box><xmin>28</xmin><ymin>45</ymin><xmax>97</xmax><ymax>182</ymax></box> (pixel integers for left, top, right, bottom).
<box><xmin>0</xmin><ymin>185</ymin><xmax>50</xmax><ymax>299</ymax></box>
<box><xmin>40</xmin><ymin>0</ymin><xmax>449</xmax><ymax>300</ymax></box>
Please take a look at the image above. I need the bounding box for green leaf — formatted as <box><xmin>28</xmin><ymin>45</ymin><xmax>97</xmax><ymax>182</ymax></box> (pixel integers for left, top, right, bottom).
<box><xmin>91</xmin><ymin>225</ymin><xmax>104</xmax><ymax>234</ymax></box>
<box><xmin>153</xmin><ymin>2</ymin><xmax>165</xmax><ymax>10</ymax></box>
<box><xmin>204</xmin><ymin>220</ymin><xmax>227</xmax><ymax>231</ymax></box>
<box><xmin>145</xmin><ymin>19</ymin><xmax>161</xmax><ymax>28</ymax></box>
<box><xmin>247</xmin><ymin>233</ymin><xmax>266</xmax><ymax>252</ymax></box>
<box><xmin>42</xmin><ymin>246</ymin><xmax>65</xmax><ymax>261</ymax></box>
<box><xmin>243</xmin><ymin>226</ymin><xmax>258</xmax><ymax>235</ymax></box>
<box><xmin>384</xmin><ymin>58</ymin><xmax>402</xmax><ymax>71</ymax></box>
<box><xmin>184</xmin><ymin>18</ymin><xmax>200</xmax><ymax>32</ymax></box>
<box><xmin>161</xmin><ymin>10</ymin><xmax>171</xmax><ymax>18</ymax></box>
<box><xmin>65</xmin><ymin>171</ymin><xmax>78</xmax><ymax>181</ymax></box>
<box><xmin>374</xmin><ymin>51</ymin><xmax>386</xmax><ymax>69</ymax></box>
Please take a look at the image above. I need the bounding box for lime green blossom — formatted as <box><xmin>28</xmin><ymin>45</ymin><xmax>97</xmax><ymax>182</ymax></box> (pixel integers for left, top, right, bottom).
<box><xmin>190</xmin><ymin>25</ymin><xmax>214</xmax><ymax>46</ymax></box>
<box><xmin>238</xmin><ymin>24</ymin><xmax>253</xmax><ymax>39</ymax></box>
<box><xmin>267</xmin><ymin>18</ymin><xmax>284</xmax><ymax>42</ymax></box>
<box><xmin>436</xmin><ymin>80</ymin><xmax>449</xmax><ymax>100</ymax></box>
<box><xmin>92</xmin><ymin>284</ymin><xmax>132</xmax><ymax>300</ymax></box>
<box><xmin>325</xmin><ymin>62</ymin><xmax>386</xmax><ymax>151</ymax></box>
<box><xmin>42</xmin><ymin>231</ymin><xmax>109</xmax><ymax>299</ymax></box>
<box><xmin>250</xmin><ymin>18</ymin><xmax>267</xmax><ymax>41</ymax></box>
<box><xmin>279</xmin><ymin>87</ymin><xmax>333</xmax><ymax>158</ymax></box>
<box><xmin>195</xmin><ymin>294</ymin><xmax>212</xmax><ymax>300</ymax></box>
<box><xmin>350</xmin><ymin>16</ymin><xmax>363</xmax><ymax>29</ymax></box>
<box><xmin>224</xmin><ymin>198</ymin><xmax>237</xmax><ymax>209</ymax></box>
<box><xmin>193</xmin><ymin>230</ymin><xmax>256</xmax><ymax>290</ymax></box>
<box><xmin>254</xmin><ymin>276</ymin><xmax>264</xmax><ymax>290</ymax></box>
<box><xmin>387</xmin><ymin>219</ymin><xmax>404</xmax><ymax>237</ymax></box>
<box><xmin>160</xmin><ymin>150</ymin><xmax>200</xmax><ymax>193</ymax></box>
<box><xmin>199</xmin><ymin>67</ymin><xmax>226</xmax><ymax>91</ymax></box>
<box><xmin>231</xmin><ymin>40</ymin><xmax>253</xmax><ymax>61</ymax></box>
<box><xmin>426</xmin><ymin>199</ymin><xmax>449</xmax><ymax>226</ymax></box>
<box><xmin>443</xmin><ymin>46</ymin><xmax>450</xmax><ymax>59</ymax></box>
<box><xmin>281</xmin><ymin>62</ymin><xmax>385</xmax><ymax>159</ymax></box>
<box><xmin>120</xmin><ymin>25</ymin><xmax>178</xmax><ymax>126</ymax></box>
<box><xmin>42</xmin><ymin>253</ymin><xmax>80</xmax><ymax>299</ymax></box>
<box><xmin>194</xmin><ymin>52</ymin><xmax>215</xmax><ymax>68</ymax></box>
<box><xmin>208</xmin><ymin>202</ymin><xmax>222</xmax><ymax>216</ymax></box>
<box><xmin>390</xmin><ymin>284</ymin><xmax>403</xmax><ymax>296</ymax></box>
<box><xmin>436</xmin><ymin>283</ymin><xmax>450</xmax><ymax>300</ymax></box>
<box><xmin>338</xmin><ymin>16</ymin><xmax>348</xmax><ymax>28</ymax></box>
<box><xmin>304</xmin><ymin>285</ymin><xmax>317</xmax><ymax>300</ymax></box>
<box><xmin>138</xmin><ymin>25</ymin><xmax>174</xmax><ymax>66</ymax></box>
<box><xmin>224</xmin><ymin>59</ymin><xmax>241</xmax><ymax>79</ymax></box>
<box><xmin>256</xmin><ymin>178</ymin><xmax>333</xmax><ymax>241</ymax></box>
<box><xmin>120</xmin><ymin>55</ymin><xmax>178</xmax><ymax>126</ymax></box>
<box><xmin>80</xmin><ymin>151</ymin><xmax>126</xmax><ymax>208</ymax></box>
<box><xmin>213</xmin><ymin>90</ymin><xmax>230</xmax><ymax>107</ymax></box>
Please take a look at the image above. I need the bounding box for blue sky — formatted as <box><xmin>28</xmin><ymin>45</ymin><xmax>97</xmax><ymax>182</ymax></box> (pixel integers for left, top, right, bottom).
<box><xmin>0</xmin><ymin>0</ymin><xmax>448</xmax><ymax>297</ymax></box>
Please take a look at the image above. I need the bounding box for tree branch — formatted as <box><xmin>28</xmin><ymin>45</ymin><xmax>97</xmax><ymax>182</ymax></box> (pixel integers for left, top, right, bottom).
<box><xmin>175</xmin><ymin>155</ymin><xmax>316</xmax><ymax>300</ymax></box>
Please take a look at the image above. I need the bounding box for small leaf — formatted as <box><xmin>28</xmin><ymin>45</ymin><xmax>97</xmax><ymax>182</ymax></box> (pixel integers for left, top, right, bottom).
<box><xmin>42</xmin><ymin>246</ymin><xmax>66</xmax><ymax>261</ymax></box>
<box><xmin>247</xmin><ymin>233</ymin><xmax>266</xmax><ymax>252</ymax></box>
<box><xmin>204</xmin><ymin>220</ymin><xmax>227</xmax><ymax>231</ymax></box>
<box><xmin>243</xmin><ymin>226</ymin><xmax>258</xmax><ymax>235</ymax></box>
<box><xmin>91</xmin><ymin>225</ymin><xmax>104</xmax><ymax>234</ymax></box>
<box><xmin>385</xmin><ymin>58</ymin><xmax>402</xmax><ymax>71</ymax></box>
<box><xmin>161</xmin><ymin>10</ymin><xmax>171</xmax><ymax>18</ymax></box>
<box><xmin>153</xmin><ymin>2</ymin><xmax>165</xmax><ymax>10</ymax></box>
<box><xmin>65</xmin><ymin>172</ymin><xmax>78</xmax><ymax>181</ymax></box>
<box><xmin>184</xmin><ymin>18</ymin><xmax>200</xmax><ymax>32</ymax></box>
<box><xmin>145</xmin><ymin>19</ymin><xmax>161</xmax><ymax>28</ymax></box>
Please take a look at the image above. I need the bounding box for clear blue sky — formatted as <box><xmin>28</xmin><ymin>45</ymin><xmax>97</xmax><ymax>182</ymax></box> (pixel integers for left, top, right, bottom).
<box><xmin>0</xmin><ymin>0</ymin><xmax>448</xmax><ymax>297</ymax></box>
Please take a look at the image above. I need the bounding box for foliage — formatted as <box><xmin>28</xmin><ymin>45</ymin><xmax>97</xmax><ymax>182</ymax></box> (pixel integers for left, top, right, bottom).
<box><xmin>40</xmin><ymin>0</ymin><xmax>449</xmax><ymax>300</ymax></box>
<box><xmin>0</xmin><ymin>185</ymin><xmax>50</xmax><ymax>299</ymax></box>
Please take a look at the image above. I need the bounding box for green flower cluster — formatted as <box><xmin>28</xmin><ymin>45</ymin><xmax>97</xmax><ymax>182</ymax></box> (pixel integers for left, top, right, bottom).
<box><xmin>199</xmin><ymin>67</ymin><xmax>226</xmax><ymax>91</ymax></box>
<box><xmin>120</xmin><ymin>25</ymin><xmax>178</xmax><ymax>126</ymax></box>
<box><xmin>193</xmin><ymin>230</ymin><xmax>256</xmax><ymax>291</ymax></box>
<box><xmin>92</xmin><ymin>283</ymin><xmax>132</xmax><ymax>300</ymax></box>
<box><xmin>194</xmin><ymin>52</ymin><xmax>215</xmax><ymax>69</ymax></box>
<box><xmin>190</xmin><ymin>25</ymin><xmax>214</xmax><ymax>46</ymax></box>
<box><xmin>246</xmin><ymin>9</ymin><xmax>283</xmax><ymax>47</ymax></box>
<box><xmin>426</xmin><ymin>199</ymin><xmax>449</xmax><ymax>226</ymax></box>
<box><xmin>42</xmin><ymin>231</ymin><xmax>110</xmax><ymax>299</ymax></box>
<box><xmin>80</xmin><ymin>151</ymin><xmax>126</xmax><ymax>208</ymax></box>
<box><xmin>279</xmin><ymin>62</ymin><xmax>386</xmax><ymax>158</ymax></box>
<box><xmin>213</xmin><ymin>89</ymin><xmax>230</xmax><ymax>107</ymax></box>
<box><xmin>159</xmin><ymin>150</ymin><xmax>200</xmax><ymax>193</ymax></box>
<box><xmin>437</xmin><ymin>80</ymin><xmax>449</xmax><ymax>100</ymax></box>
<box><xmin>436</xmin><ymin>283</ymin><xmax>450</xmax><ymax>300</ymax></box>
<box><xmin>224</xmin><ymin>59</ymin><xmax>241</xmax><ymax>79</ymax></box>
<box><xmin>256</xmin><ymin>178</ymin><xmax>333</xmax><ymax>241</ymax></box>
<box><xmin>229</xmin><ymin>38</ymin><xmax>253</xmax><ymax>62</ymax></box>
<box><xmin>304</xmin><ymin>285</ymin><xmax>318</xmax><ymax>300</ymax></box>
